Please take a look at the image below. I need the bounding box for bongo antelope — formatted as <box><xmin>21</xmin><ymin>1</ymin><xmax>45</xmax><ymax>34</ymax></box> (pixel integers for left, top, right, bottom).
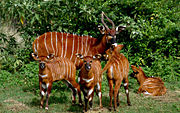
<box><xmin>131</xmin><ymin>65</ymin><xmax>167</xmax><ymax>96</ymax></box>
<box><xmin>102</xmin><ymin>44</ymin><xmax>131</xmax><ymax>111</ymax></box>
<box><xmin>31</xmin><ymin>53</ymin><xmax>82</xmax><ymax>110</ymax></box>
<box><xmin>76</xmin><ymin>54</ymin><xmax>102</xmax><ymax>112</ymax></box>
<box><xmin>32</xmin><ymin>12</ymin><xmax>126</xmax><ymax>69</ymax></box>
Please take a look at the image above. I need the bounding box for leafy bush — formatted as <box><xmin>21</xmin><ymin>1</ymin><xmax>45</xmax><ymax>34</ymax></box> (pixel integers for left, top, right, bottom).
<box><xmin>0</xmin><ymin>0</ymin><xmax>179</xmax><ymax>83</ymax></box>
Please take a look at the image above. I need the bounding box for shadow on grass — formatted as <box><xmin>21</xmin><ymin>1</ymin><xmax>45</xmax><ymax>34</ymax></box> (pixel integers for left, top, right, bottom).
<box><xmin>29</xmin><ymin>94</ymin><xmax>69</xmax><ymax>107</ymax></box>
<box><xmin>67</xmin><ymin>104</ymin><xmax>84</xmax><ymax>112</ymax></box>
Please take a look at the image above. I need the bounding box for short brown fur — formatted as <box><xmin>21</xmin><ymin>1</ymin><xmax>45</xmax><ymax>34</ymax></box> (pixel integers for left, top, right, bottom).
<box><xmin>131</xmin><ymin>65</ymin><xmax>167</xmax><ymax>96</ymax></box>
<box><xmin>102</xmin><ymin>45</ymin><xmax>131</xmax><ymax>111</ymax></box>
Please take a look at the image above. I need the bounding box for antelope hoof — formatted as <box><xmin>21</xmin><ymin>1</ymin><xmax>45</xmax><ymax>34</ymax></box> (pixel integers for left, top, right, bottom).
<box><xmin>108</xmin><ymin>106</ymin><xmax>112</xmax><ymax>111</ymax></box>
<box><xmin>45</xmin><ymin>107</ymin><xmax>48</xmax><ymax>110</ymax></box>
<box><xmin>117</xmin><ymin>102</ymin><xmax>120</xmax><ymax>106</ymax></box>
<box><xmin>128</xmin><ymin>102</ymin><xmax>131</xmax><ymax>106</ymax></box>
<box><xmin>40</xmin><ymin>105</ymin><xmax>43</xmax><ymax>109</ymax></box>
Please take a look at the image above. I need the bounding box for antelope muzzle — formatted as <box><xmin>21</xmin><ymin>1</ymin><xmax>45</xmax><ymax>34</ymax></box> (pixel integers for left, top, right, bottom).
<box><xmin>40</xmin><ymin>62</ymin><xmax>46</xmax><ymax>70</ymax></box>
<box><xmin>85</xmin><ymin>63</ymin><xmax>91</xmax><ymax>71</ymax></box>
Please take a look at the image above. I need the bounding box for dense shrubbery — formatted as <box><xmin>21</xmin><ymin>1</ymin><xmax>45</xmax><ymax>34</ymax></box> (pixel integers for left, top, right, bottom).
<box><xmin>0</xmin><ymin>0</ymin><xmax>179</xmax><ymax>84</ymax></box>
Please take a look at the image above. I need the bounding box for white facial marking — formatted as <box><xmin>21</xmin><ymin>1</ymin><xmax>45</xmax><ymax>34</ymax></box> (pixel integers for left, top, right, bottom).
<box><xmin>39</xmin><ymin>74</ymin><xmax>48</xmax><ymax>78</ymax></box>
<box><xmin>82</xmin><ymin>77</ymin><xmax>94</xmax><ymax>83</ymax></box>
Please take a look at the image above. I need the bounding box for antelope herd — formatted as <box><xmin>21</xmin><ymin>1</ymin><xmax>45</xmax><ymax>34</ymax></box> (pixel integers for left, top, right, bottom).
<box><xmin>31</xmin><ymin>12</ymin><xmax>166</xmax><ymax>111</ymax></box>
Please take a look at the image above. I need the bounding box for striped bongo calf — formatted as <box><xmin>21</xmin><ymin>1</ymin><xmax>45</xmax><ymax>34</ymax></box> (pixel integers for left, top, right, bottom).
<box><xmin>31</xmin><ymin>53</ymin><xmax>82</xmax><ymax>110</ymax></box>
<box><xmin>76</xmin><ymin>54</ymin><xmax>102</xmax><ymax>112</ymax></box>
<box><xmin>102</xmin><ymin>44</ymin><xmax>131</xmax><ymax>111</ymax></box>
<box><xmin>131</xmin><ymin>65</ymin><xmax>167</xmax><ymax>96</ymax></box>
<box><xmin>32</xmin><ymin>12</ymin><xmax>126</xmax><ymax>69</ymax></box>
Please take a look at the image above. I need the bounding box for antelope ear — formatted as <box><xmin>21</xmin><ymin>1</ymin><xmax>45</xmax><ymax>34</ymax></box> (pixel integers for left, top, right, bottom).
<box><xmin>75</xmin><ymin>53</ymin><xmax>83</xmax><ymax>59</ymax></box>
<box><xmin>98</xmin><ymin>25</ymin><xmax>105</xmax><ymax>34</ymax></box>
<box><xmin>47</xmin><ymin>54</ymin><xmax>55</xmax><ymax>60</ymax></box>
<box><xmin>93</xmin><ymin>54</ymin><xmax>102</xmax><ymax>60</ymax></box>
<box><xmin>139</xmin><ymin>66</ymin><xmax>143</xmax><ymax>70</ymax></box>
<box><xmin>131</xmin><ymin>65</ymin><xmax>138</xmax><ymax>72</ymax></box>
<box><xmin>31</xmin><ymin>53</ymin><xmax>39</xmax><ymax>61</ymax></box>
<box><xmin>116</xmin><ymin>25</ymin><xmax>126</xmax><ymax>34</ymax></box>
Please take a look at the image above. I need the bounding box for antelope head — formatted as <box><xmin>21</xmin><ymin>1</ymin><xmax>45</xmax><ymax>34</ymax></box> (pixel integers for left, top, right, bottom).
<box><xmin>76</xmin><ymin>53</ymin><xmax>101</xmax><ymax>71</ymax></box>
<box><xmin>98</xmin><ymin>12</ymin><xmax>126</xmax><ymax>47</ymax></box>
<box><xmin>31</xmin><ymin>53</ymin><xmax>55</xmax><ymax>70</ymax></box>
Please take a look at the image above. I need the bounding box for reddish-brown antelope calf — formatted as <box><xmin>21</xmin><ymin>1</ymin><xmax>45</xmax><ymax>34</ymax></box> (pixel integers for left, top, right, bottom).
<box><xmin>76</xmin><ymin>54</ymin><xmax>102</xmax><ymax>112</ymax></box>
<box><xmin>102</xmin><ymin>44</ymin><xmax>131</xmax><ymax>111</ymax></box>
<box><xmin>31</xmin><ymin>53</ymin><xmax>82</xmax><ymax>110</ymax></box>
<box><xmin>131</xmin><ymin>65</ymin><xmax>167</xmax><ymax>96</ymax></box>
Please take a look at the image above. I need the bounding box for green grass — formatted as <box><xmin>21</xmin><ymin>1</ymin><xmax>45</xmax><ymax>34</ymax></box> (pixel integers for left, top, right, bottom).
<box><xmin>0</xmin><ymin>70</ymin><xmax>180</xmax><ymax>113</ymax></box>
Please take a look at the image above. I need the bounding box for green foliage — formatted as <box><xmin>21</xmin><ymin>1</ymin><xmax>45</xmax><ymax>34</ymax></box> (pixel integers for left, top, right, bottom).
<box><xmin>0</xmin><ymin>0</ymin><xmax>179</xmax><ymax>85</ymax></box>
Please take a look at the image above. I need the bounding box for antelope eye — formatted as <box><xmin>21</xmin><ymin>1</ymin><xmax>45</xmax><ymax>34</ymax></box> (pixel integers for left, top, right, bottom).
<box><xmin>90</xmin><ymin>61</ymin><xmax>92</xmax><ymax>63</ymax></box>
<box><xmin>134</xmin><ymin>71</ymin><xmax>139</xmax><ymax>74</ymax></box>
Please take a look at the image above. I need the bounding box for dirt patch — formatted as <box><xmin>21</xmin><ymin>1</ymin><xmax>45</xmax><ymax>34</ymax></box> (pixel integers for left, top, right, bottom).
<box><xmin>3</xmin><ymin>99</ymin><xmax>29</xmax><ymax>112</ymax></box>
<box><xmin>150</xmin><ymin>90</ymin><xmax>180</xmax><ymax>103</ymax></box>
<box><xmin>85</xmin><ymin>107</ymin><xmax>110</xmax><ymax>113</ymax></box>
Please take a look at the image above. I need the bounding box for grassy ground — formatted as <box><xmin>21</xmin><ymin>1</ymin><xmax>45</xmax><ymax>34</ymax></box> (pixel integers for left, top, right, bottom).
<box><xmin>0</xmin><ymin>71</ymin><xmax>180</xmax><ymax>113</ymax></box>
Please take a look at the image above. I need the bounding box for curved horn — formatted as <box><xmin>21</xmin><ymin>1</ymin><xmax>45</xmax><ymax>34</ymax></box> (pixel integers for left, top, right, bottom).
<box><xmin>101</xmin><ymin>12</ymin><xmax>115</xmax><ymax>29</ymax></box>
<box><xmin>101</xmin><ymin>12</ymin><xmax>109</xmax><ymax>30</ymax></box>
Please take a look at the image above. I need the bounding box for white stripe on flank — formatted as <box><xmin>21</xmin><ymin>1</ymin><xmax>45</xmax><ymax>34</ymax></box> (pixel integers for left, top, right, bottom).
<box><xmin>62</xmin><ymin>59</ymin><xmax>66</xmax><ymax>75</ymax></box>
<box><xmin>84</xmin><ymin>36</ymin><xmax>88</xmax><ymax>55</ymax></box>
<box><xmin>56</xmin><ymin>32</ymin><xmax>58</xmax><ymax>56</ymax></box>
<box><xmin>70</xmin><ymin>34</ymin><xmax>75</xmax><ymax>60</ymax></box>
<box><xmin>61</xmin><ymin>33</ymin><xmax>64</xmax><ymax>57</ymax></box>
<box><xmin>37</xmin><ymin>39</ymin><xmax>39</xmax><ymax>54</ymax></box>
<box><xmin>74</xmin><ymin>35</ymin><xmax>80</xmax><ymax>65</ymax></box>
<box><xmin>34</xmin><ymin>43</ymin><xmax>37</xmax><ymax>53</ymax></box>
<box><xmin>68</xmin><ymin>60</ymin><xmax>71</xmax><ymax>78</ymax></box>
<box><xmin>64</xmin><ymin>33</ymin><xmax>68</xmax><ymax>58</ymax></box>
<box><xmin>66</xmin><ymin>60</ymin><xmax>69</xmax><ymax>78</ymax></box>
<box><xmin>110</xmin><ymin>66</ymin><xmax>114</xmax><ymax>78</ymax></box>
<box><xmin>82</xmin><ymin>77</ymin><xmax>94</xmax><ymax>83</ymax></box>
<box><xmin>51</xmin><ymin>32</ymin><xmax>55</xmax><ymax>54</ymax></box>
<box><xmin>44</xmin><ymin>33</ymin><xmax>49</xmax><ymax>54</ymax></box>
<box><xmin>81</xmin><ymin>35</ymin><xmax>83</xmax><ymax>54</ymax></box>
<box><xmin>86</xmin><ymin>36</ymin><xmax>91</xmax><ymax>55</ymax></box>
